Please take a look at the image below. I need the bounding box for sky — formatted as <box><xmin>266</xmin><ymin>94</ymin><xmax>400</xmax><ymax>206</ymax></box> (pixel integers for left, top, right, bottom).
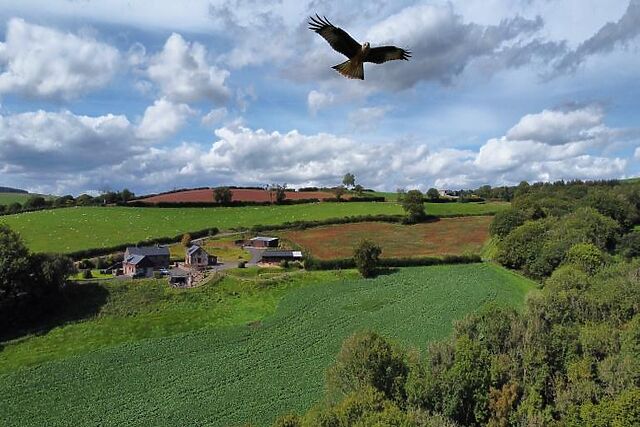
<box><xmin>0</xmin><ymin>0</ymin><xmax>638</xmax><ymax>196</ymax></box>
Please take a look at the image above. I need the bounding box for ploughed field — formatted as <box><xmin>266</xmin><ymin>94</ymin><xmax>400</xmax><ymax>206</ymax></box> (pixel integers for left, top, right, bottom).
<box><xmin>137</xmin><ymin>188</ymin><xmax>342</xmax><ymax>203</ymax></box>
<box><xmin>281</xmin><ymin>216</ymin><xmax>493</xmax><ymax>259</ymax></box>
<box><xmin>0</xmin><ymin>202</ymin><xmax>508</xmax><ymax>254</ymax></box>
<box><xmin>0</xmin><ymin>264</ymin><xmax>536</xmax><ymax>427</ymax></box>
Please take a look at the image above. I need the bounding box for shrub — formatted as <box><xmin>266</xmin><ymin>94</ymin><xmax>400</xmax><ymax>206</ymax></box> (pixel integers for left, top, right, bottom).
<box><xmin>401</xmin><ymin>190</ymin><xmax>426</xmax><ymax>223</ymax></box>
<box><xmin>238</xmin><ymin>260</ymin><xmax>247</xmax><ymax>268</ymax></box>
<box><xmin>490</xmin><ymin>209</ymin><xmax>527</xmax><ymax>239</ymax></box>
<box><xmin>619</xmin><ymin>232</ymin><xmax>640</xmax><ymax>259</ymax></box>
<box><xmin>565</xmin><ymin>243</ymin><xmax>606</xmax><ymax>275</ymax></box>
<box><xmin>82</xmin><ymin>269</ymin><xmax>93</xmax><ymax>279</ymax></box>
<box><xmin>353</xmin><ymin>240</ymin><xmax>382</xmax><ymax>278</ymax></box>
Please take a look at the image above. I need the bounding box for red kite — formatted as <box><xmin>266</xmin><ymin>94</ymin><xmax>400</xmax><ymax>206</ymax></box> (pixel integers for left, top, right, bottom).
<box><xmin>309</xmin><ymin>14</ymin><xmax>411</xmax><ymax>80</ymax></box>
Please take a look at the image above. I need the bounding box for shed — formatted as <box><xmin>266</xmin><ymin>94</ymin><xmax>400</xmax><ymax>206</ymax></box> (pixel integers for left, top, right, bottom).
<box><xmin>169</xmin><ymin>267</ymin><xmax>192</xmax><ymax>287</ymax></box>
<box><xmin>249</xmin><ymin>236</ymin><xmax>279</xmax><ymax>248</ymax></box>
<box><xmin>260</xmin><ymin>250</ymin><xmax>303</xmax><ymax>264</ymax></box>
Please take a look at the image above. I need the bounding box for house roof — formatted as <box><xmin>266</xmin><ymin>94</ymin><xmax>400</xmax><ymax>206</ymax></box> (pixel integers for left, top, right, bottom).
<box><xmin>126</xmin><ymin>245</ymin><xmax>170</xmax><ymax>257</ymax></box>
<box><xmin>187</xmin><ymin>245</ymin><xmax>205</xmax><ymax>256</ymax></box>
<box><xmin>250</xmin><ymin>236</ymin><xmax>278</xmax><ymax>242</ymax></box>
<box><xmin>169</xmin><ymin>267</ymin><xmax>190</xmax><ymax>278</ymax></box>
<box><xmin>124</xmin><ymin>254</ymin><xmax>153</xmax><ymax>267</ymax></box>
<box><xmin>261</xmin><ymin>250</ymin><xmax>303</xmax><ymax>259</ymax></box>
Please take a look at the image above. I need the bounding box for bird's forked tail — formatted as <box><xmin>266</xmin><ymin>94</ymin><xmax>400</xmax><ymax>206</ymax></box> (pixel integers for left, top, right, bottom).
<box><xmin>332</xmin><ymin>60</ymin><xmax>364</xmax><ymax>80</ymax></box>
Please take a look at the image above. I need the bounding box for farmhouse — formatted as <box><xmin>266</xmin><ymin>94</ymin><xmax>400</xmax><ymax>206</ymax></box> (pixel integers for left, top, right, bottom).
<box><xmin>123</xmin><ymin>245</ymin><xmax>170</xmax><ymax>277</ymax></box>
<box><xmin>185</xmin><ymin>245</ymin><xmax>216</xmax><ymax>268</ymax></box>
<box><xmin>260</xmin><ymin>250</ymin><xmax>303</xmax><ymax>264</ymax></box>
<box><xmin>249</xmin><ymin>236</ymin><xmax>279</xmax><ymax>247</ymax></box>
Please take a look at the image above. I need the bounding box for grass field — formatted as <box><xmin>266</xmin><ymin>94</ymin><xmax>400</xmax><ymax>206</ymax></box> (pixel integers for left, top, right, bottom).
<box><xmin>0</xmin><ymin>193</ymin><xmax>36</xmax><ymax>205</ymax></box>
<box><xmin>0</xmin><ymin>201</ymin><xmax>508</xmax><ymax>254</ymax></box>
<box><xmin>0</xmin><ymin>264</ymin><xmax>536</xmax><ymax>426</ymax></box>
<box><xmin>169</xmin><ymin>235</ymin><xmax>251</xmax><ymax>262</ymax></box>
<box><xmin>281</xmin><ymin>217</ymin><xmax>492</xmax><ymax>259</ymax></box>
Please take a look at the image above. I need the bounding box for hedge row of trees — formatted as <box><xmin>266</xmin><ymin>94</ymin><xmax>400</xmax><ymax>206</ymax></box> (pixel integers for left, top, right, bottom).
<box><xmin>0</xmin><ymin>189</ymin><xmax>135</xmax><ymax>216</ymax></box>
<box><xmin>274</xmin><ymin>180</ymin><xmax>640</xmax><ymax>426</ymax></box>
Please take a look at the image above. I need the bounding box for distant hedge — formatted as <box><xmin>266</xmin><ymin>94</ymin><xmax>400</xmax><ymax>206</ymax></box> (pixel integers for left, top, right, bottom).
<box><xmin>123</xmin><ymin>199</ymin><xmax>322</xmax><ymax>208</ymax></box>
<box><xmin>66</xmin><ymin>227</ymin><xmax>219</xmax><ymax>260</ymax></box>
<box><xmin>323</xmin><ymin>196</ymin><xmax>386</xmax><ymax>203</ymax></box>
<box><xmin>304</xmin><ymin>254</ymin><xmax>482</xmax><ymax>270</ymax></box>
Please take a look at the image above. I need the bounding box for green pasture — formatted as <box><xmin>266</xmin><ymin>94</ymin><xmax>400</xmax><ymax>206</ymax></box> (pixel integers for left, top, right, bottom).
<box><xmin>0</xmin><ymin>263</ymin><xmax>536</xmax><ymax>426</ymax></box>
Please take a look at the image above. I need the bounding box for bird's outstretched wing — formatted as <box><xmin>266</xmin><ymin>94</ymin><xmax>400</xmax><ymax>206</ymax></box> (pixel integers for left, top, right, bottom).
<box><xmin>365</xmin><ymin>46</ymin><xmax>411</xmax><ymax>64</ymax></box>
<box><xmin>308</xmin><ymin>15</ymin><xmax>360</xmax><ymax>59</ymax></box>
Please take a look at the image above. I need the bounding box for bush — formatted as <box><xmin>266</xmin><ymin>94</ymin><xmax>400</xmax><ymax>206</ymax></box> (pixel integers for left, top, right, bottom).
<box><xmin>238</xmin><ymin>260</ymin><xmax>247</xmax><ymax>268</ymax></box>
<box><xmin>619</xmin><ymin>232</ymin><xmax>640</xmax><ymax>259</ymax></box>
<box><xmin>353</xmin><ymin>240</ymin><xmax>382</xmax><ymax>278</ymax></box>
<box><xmin>402</xmin><ymin>190</ymin><xmax>426</xmax><ymax>223</ymax></box>
<box><xmin>490</xmin><ymin>209</ymin><xmax>527</xmax><ymax>239</ymax></box>
<box><xmin>565</xmin><ymin>243</ymin><xmax>606</xmax><ymax>275</ymax></box>
<box><xmin>82</xmin><ymin>269</ymin><xmax>93</xmax><ymax>279</ymax></box>
<box><xmin>327</xmin><ymin>331</ymin><xmax>409</xmax><ymax>402</ymax></box>
<box><xmin>279</xmin><ymin>259</ymin><xmax>290</xmax><ymax>269</ymax></box>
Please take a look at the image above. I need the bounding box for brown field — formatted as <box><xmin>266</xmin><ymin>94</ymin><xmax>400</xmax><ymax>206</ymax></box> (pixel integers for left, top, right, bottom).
<box><xmin>138</xmin><ymin>188</ymin><xmax>341</xmax><ymax>204</ymax></box>
<box><xmin>280</xmin><ymin>216</ymin><xmax>493</xmax><ymax>260</ymax></box>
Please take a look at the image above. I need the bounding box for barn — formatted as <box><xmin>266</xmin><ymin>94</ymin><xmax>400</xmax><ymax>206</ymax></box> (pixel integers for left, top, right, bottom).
<box><xmin>124</xmin><ymin>246</ymin><xmax>170</xmax><ymax>269</ymax></box>
<box><xmin>260</xmin><ymin>250</ymin><xmax>303</xmax><ymax>264</ymax></box>
<box><xmin>249</xmin><ymin>236</ymin><xmax>279</xmax><ymax>248</ymax></box>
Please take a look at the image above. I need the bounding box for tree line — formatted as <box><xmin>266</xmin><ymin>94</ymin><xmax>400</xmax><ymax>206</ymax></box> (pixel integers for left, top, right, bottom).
<box><xmin>274</xmin><ymin>179</ymin><xmax>640</xmax><ymax>426</ymax></box>
<box><xmin>0</xmin><ymin>189</ymin><xmax>135</xmax><ymax>215</ymax></box>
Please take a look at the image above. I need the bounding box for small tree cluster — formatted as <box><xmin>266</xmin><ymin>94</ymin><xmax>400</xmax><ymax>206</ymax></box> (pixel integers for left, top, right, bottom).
<box><xmin>353</xmin><ymin>239</ymin><xmax>382</xmax><ymax>278</ymax></box>
<box><xmin>213</xmin><ymin>187</ymin><xmax>233</xmax><ymax>203</ymax></box>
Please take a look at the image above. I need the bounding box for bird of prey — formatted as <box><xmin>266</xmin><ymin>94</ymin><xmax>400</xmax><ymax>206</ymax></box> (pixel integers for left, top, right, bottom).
<box><xmin>308</xmin><ymin>14</ymin><xmax>411</xmax><ymax>80</ymax></box>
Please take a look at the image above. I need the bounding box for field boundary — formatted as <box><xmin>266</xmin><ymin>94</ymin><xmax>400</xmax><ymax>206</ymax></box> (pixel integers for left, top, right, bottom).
<box><xmin>304</xmin><ymin>254</ymin><xmax>482</xmax><ymax>270</ymax></box>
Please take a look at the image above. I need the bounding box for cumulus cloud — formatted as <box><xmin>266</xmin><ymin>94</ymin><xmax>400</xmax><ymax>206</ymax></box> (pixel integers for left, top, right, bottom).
<box><xmin>505</xmin><ymin>106</ymin><xmax>604</xmax><ymax>144</ymax></box>
<box><xmin>147</xmin><ymin>33</ymin><xmax>230</xmax><ymax>103</ymax></box>
<box><xmin>307</xmin><ymin>90</ymin><xmax>335</xmax><ymax>115</ymax></box>
<box><xmin>136</xmin><ymin>98</ymin><xmax>195</xmax><ymax>140</ymax></box>
<box><xmin>347</xmin><ymin>106</ymin><xmax>390</xmax><ymax>132</ymax></box>
<box><xmin>0</xmin><ymin>18</ymin><xmax>120</xmax><ymax>100</ymax></box>
<box><xmin>555</xmin><ymin>0</ymin><xmax>640</xmax><ymax>73</ymax></box>
<box><xmin>635</xmin><ymin>146</ymin><xmax>640</xmax><ymax>159</ymax></box>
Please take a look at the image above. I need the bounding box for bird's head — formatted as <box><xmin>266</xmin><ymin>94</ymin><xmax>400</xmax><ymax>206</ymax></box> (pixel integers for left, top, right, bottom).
<box><xmin>362</xmin><ymin>42</ymin><xmax>370</xmax><ymax>52</ymax></box>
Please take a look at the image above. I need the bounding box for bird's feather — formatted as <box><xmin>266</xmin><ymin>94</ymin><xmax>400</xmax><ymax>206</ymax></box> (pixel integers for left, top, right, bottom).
<box><xmin>365</xmin><ymin>46</ymin><xmax>411</xmax><ymax>64</ymax></box>
<box><xmin>308</xmin><ymin>15</ymin><xmax>361</xmax><ymax>59</ymax></box>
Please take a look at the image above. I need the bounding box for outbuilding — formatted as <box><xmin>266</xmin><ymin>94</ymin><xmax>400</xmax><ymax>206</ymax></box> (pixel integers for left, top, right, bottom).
<box><xmin>122</xmin><ymin>254</ymin><xmax>155</xmax><ymax>277</ymax></box>
<box><xmin>259</xmin><ymin>250</ymin><xmax>303</xmax><ymax>264</ymax></box>
<box><xmin>124</xmin><ymin>245</ymin><xmax>170</xmax><ymax>269</ymax></box>
<box><xmin>169</xmin><ymin>267</ymin><xmax>192</xmax><ymax>287</ymax></box>
<box><xmin>249</xmin><ymin>236</ymin><xmax>279</xmax><ymax>248</ymax></box>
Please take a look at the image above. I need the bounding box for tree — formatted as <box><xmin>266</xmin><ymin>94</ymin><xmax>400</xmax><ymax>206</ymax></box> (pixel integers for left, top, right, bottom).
<box><xmin>396</xmin><ymin>188</ymin><xmax>406</xmax><ymax>203</ymax></box>
<box><xmin>426</xmin><ymin>188</ymin><xmax>440</xmax><ymax>201</ymax></box>
<box><xmin>564</xmin><ymin>243</ymin><xmax>606</xmax><ymax>275</ymax></box>
<box><xmin>353</xmin><ymin>239</ymin><xmax>382</xmax><ymax>278</ymax></box>
<box><xmin>342</xmin><ymin>172</ymin><xmax>356</xmax><ymax>189</ymax></box>
<box><xmin>270</xmin><ymin>183</ymin><xmax>287</xmax><ymax>204</ymax></box>
<box><xmin>354</xmin><ymin>184</ymin><xmax>365</xmax><ymax>196</ymax></box>
<box><xmin>214</xmin><ymin>187</ymin><xmax>233</xmax><ymax>203</ymax></box>
<box><xmin>121</xmin><ymin>188</ymin><xmax>134</xmax><ymax>202</ymax></box>
<box><xmin>335</xmin><ymin>185</ymin><xmax>346</xmax><ymax>200</ymax></box>
<box><xmin>490</xmin><ymin>209</ymin><xmax>527</xmax><ymax>239</ymax></box>
<box><xmin>327</xmin><ymin>330</ymin><xmax>408</xmax><ymax>402</ymax></box>
<box><xmin>181</xmin><ymin>233</ymin><xmax>192</xmax><ymax>247</ymax></box>
<box><xmin>619</xmin><ymin>231</ymin><xmax>640</xmax><ymax>259</ymax></box>
<box><xmin>23</xmin><ymin>196</ymin><xmax>47</xmax><ymax>210</ymax></box>
<box><xmin>401</xmin><ymin>190</ymin><xmax>426</xmax><ymax>223</ymax></box>
<box><xmin>0</xmin><ymin>225</ymin><xmax>31</xmax><ymax>301</ymax></box>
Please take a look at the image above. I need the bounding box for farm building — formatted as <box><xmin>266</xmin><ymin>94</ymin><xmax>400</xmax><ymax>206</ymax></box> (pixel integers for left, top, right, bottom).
<box><xmin>122</xmin><ymin>245</ymin><xmax>170</xmax><ymax>277</ymax></box>
<box><xmin>249</xmin><ymin>236</ymin><xmax>279</xmax><ymax>247</ymax></box>
<box><xmin>124</xmin><ymin>246</ymin><xmax>170</xmax><ymax>268</ymax></box>
<box><xmin>185</xmin><ymin>245</ymin><xmax>216</xmax><ymax>268</ymax></box>
<box><xmin>122</xmin><ymin>254</ymin><xmax>155</xmax><ymax>277</ymax></box>
<box><xmin>169</xmin><ymin>267</ymin><xmax>192</xmax><ymax>287</ymax></box>
<box><xmin>260</xmin><ymin>250</ymin><xmax>303</xmax><ymax>264</ymax></box>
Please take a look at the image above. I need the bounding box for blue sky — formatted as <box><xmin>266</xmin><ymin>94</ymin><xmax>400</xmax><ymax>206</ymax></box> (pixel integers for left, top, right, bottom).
<box><xmin>0</xmin><ymin>0</ymin><xmax>638</xmax><ymax>196</ymax></box>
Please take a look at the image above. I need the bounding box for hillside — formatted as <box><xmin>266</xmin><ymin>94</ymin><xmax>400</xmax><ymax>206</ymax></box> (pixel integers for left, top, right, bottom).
<box><xmin>0</xmin><ymin>264</ymin><xmax>536</xmax><ymax>427</ymax></box>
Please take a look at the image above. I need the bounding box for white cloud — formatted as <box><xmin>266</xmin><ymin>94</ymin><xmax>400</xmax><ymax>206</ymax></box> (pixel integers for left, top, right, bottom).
<box><xmin>307</xmin><ymin>90</ymin><xmax>335</xmax><ymax>115</ymax></box>
<box><xmin>347</xmin><ymin>106</ymin><xmax>390</xmax><ymax>132</ymax></box>
<box><xmin>136</xmin><ymin>98</ymin><xmax>195</xmax><ymax>141</ymax></box>
<box><xmin>635</xmin><ymin>146</ymin><xmax>640</xmax><ymax>159</ymax></box>
<box><xmin>506</xmin><ymin>106</ymin><xmax>604</xmax><ymax>145</ymax></box>
<box><xmin>0</xmin><ymin>18</ymin><xmax>120</xmax><ymax>100</ymax></box>
<box><xmin>201</xmin><ymin>108</ymin><xmax>228</xmax><ymax>127</ymax></box>
<box><xmin>147</xmin><ymin>33</ymin><xmax>230</xmax><ymax>104</ymax></box>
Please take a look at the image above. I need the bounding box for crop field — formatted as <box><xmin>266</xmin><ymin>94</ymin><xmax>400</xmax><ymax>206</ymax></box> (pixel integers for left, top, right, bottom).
<box><xmin>281</xmin><ymin>216</ymin><xmax>493</xmax><ymax>259</ymax></box>
<box><xmin>0</xmin><ymin>202</ymin><xmax>506</xmax><ymax>254</ymax></box>
<box><xmin>0</xmin><ymin>264</ymin><xmax>536</xmax><ymax>427</ymax></box>
<box><xmin>138</xmin><ymin>188</ymin><xmax>342</xmax><ymax>203</ymax></box>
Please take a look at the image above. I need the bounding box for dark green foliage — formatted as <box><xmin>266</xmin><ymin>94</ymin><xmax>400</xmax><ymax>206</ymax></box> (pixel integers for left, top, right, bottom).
<box><xmin>353</xmin><ymin>240</ymin><xmax>382</xmax><ymax>278</ymax></box>
<box><xmin>327</xmin><ymin>331</ymin><xmax>409</xmax><ymax>402</ymax></box>
<box><xmin>214</xmin><ymin>186</ymin><xmax>233</xmax><ymax>203</ymax></box>
<box><xmin>0</xmin><ymin>224</ymin><xmax>31</xmax><ymax>300</ymax></box>
<box><xmin>82</xmin><ymin>269</ymin><xmax>93</xmax><ymax>279</ymax></box>
<box><xmin>490</xmin><ymin>209</ymin><xmax>527</xmax><ymax>239</ymax></box>
<box><xmin>426</xmin><ymin>188</ymin><xmax>440</xmax><ymax>200</ymax></box>
<box><xmin>619</xmin><ymin>231</ymin><xmax>640</xmax><ymax>259</ymax></box>
<box><xmin>401</xmin><ymin>190</ymin><xmax>426</xmax><ymax>223</ymax></box>
<box><xmin>342</xmin><ymin>172</ymin><xmax>356</xmax><ymax>188</ymax></box>
<box><xmin>564</xmin><ymin>243</ymin><xmax>606</xmax><ymax>275</ymax></box>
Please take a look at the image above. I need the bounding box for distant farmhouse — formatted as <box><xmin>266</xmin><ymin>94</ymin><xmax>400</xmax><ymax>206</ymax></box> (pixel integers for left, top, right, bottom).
<box><xmin>185</xmin><ymin>245</ymin><xmax>216</xmax><ymax>268</ymax></box>
<box><xmin>249</xmin><ymin>236</ymin><xmax>279</xmax><ymax>248</ymax></box>
<box><xmin>123</xmin><ymin>245</ymin><xmax>170</xmax><ymax>277</ymax></box>
<box><xmin>260</xmin><ymin>250</ymin><xmax>303</xmax><ymax>264</ymax></box>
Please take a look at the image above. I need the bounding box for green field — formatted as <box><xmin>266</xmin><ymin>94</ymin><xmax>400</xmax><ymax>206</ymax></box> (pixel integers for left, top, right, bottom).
<box><xmin>0</xmin><ymin>201</ymin><xmax>508</xmax><ymax>254</ymax></box>
<box><xmin>0</xmin><ymin>264</ymin><xmax>536</xmax><ymax>426</ymax></box>
<box><xmin>0</xmin><ymin>192</ymin><xmax>36</xmax><ymax>206</ymax></box>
